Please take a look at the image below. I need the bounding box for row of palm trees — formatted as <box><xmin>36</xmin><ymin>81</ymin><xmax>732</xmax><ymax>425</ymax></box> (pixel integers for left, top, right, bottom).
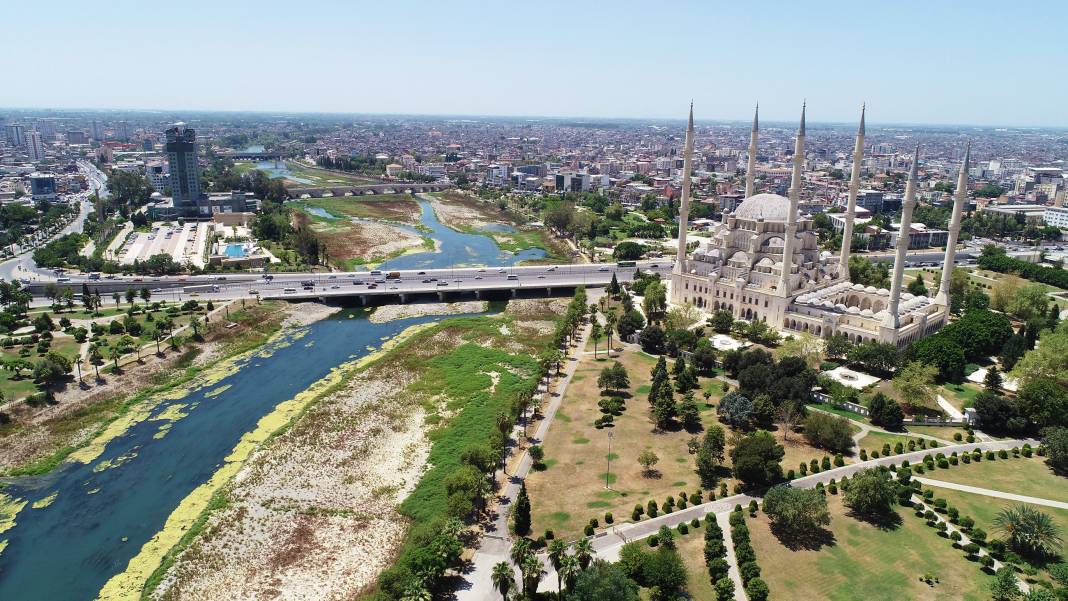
<box><xmin>492</xmin><ymin>537</ymin><xmax>595</xmax><ymax>600</ymax></box>
<box><xmin>83</xmin><ymin>314</ymin><xmax>189</xmax><ymax>379</ymax></box>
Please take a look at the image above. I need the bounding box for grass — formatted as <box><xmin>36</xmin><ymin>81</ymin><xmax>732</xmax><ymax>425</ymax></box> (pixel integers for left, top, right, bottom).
<box><xmin>920</xmin><ymin>486</ymin><xmax>1068</xmax><ymax>584</ymax></box>
<box><xmin>291</xmin><ymin>195</ymin><xmax>422</xmax><ymax>225</ymax></box>
<box><xmin>527</xmin><ymin>340</ymin><xmax>833</xmax><ymax>539</ymax></box>
<box><xmin>676</xmin><ymin>527</ymin><xmax>718</xmax><ymax>601</ymax></box>
<box><xmin>856</xmin><ymin>431</ymin><xmax>927</xmax><ymax>453</ymax></box>
<box><xmin>919</xmin><ymin>456</ymin><xmax>1068</xmax><ymax>504</ymax></box>
<box><xmin>747</xmin><ymin>495</ymin><xmax>993</xmax><ymax>600</ymax></box>
<box><xmin>940</xmin><ymin>382</ymin><xmax>983</xmax><ymax>412</ymax></box>
<box><xmin>905</xmin><ymin>425</ymin><xmax>968</xmax><ymax>442</ymax></box>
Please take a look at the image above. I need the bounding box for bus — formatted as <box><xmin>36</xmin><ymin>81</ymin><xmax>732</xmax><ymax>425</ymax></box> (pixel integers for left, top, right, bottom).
<box><xmin>615</xmin><ymin>261</ymin><xmax>636</xmax><ymax>268</ymax></box>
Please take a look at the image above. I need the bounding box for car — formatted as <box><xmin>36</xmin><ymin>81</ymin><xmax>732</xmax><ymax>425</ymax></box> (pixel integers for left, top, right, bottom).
<box><xmin>598</xmin><ymin>266</ymin><xmax>610</xmax><ymax>272</ymax></box>
<box><xmin>367</xmin><ymin>283</ymin><xmax>378</xmax><ymax>289</ymax></box>
<box><xmin>498</xmin><ymin>268</ymin><xmax>506</xmax><ymax>273</ymax></box>
<box><xmin>437</xmin><ymin>281</ymin><xmax>448</xmax><ymax>286</ymax></box>
<box><xmin>374</xmin><ymin>278</ymin><xmax>386</xmax><ymax>283</ymax></box>
<box><xmin>453</xmin><ymin>278</ymin><xmax>462</xmax><ymax>283</ymax></box>
<box><xmin>429</xmin><ymin>277</ymin><xmax>438</xmax><ymax>282</ymax></box>
<box><xmin>422</xmin><ymin>278</ymin><xmax>432</xmax><ymax>283</ymax></box>
<box><xmin>328</xmin><ymin>275</ymin><xmax>337</xmax><ymax>279</ymax></box>
<box><xmin>537</xmin><ymin>275</ymin><xmax>545</xmax><ymax>279</ymax></box>
<box><xmin>151</xmin><ymin>288</ymin><xmax>163</xmax><ymax>293</ymax></box>
<box><xmin>331</xmin><ymin>285</ymin><xmax>340</xmax><ymax>289</ymax></box>
<box><xmin>546</xmin><ymin>266</ymin><xmax>557</xmax><ymax>271</ymax></box>
<box><xmin>389</xmin><ymin>285</ymin><xmax>399</xmax><ymax>290</ymax></box>
<box><xmin>215</xmin><ymin>276</ymin><xmax>227</xmax><ymax>281</ymax></box>
<box><xmin>189</xmin><ymin>292</ymin><xmax>200</xmax><ymax>297</ymax></box>
<box><xmin>353</xmin><ymin>279</ymin><xmax>364</xmax><ymax>285</ymax></box>
<box><xmin>650</xmin><ymin>263</ymin><xmax>659</xmax><ymax>268</ymax></box>
<box><xmin>474</xmin><ymin>276</ymin><xmax>483</xmax><ymax>280</ymax></box>
<box><xmin>248</xmin><ymin>289</ymin><xmax>259</xmax><ymax>295</ymax></box>
<box><xmin>283</xmin><ymin>288</ymin><xmax>296</xmax><ymax>294</ymax></box>
<box><xmin>417</xmin><ymin>271</ymin><xmax>426</xmax><ymax>275</ymax></box>
<box><xmin>477</xmin><ymin>268</ymin><xmax>486</xmax><ymax>273</ymax></box>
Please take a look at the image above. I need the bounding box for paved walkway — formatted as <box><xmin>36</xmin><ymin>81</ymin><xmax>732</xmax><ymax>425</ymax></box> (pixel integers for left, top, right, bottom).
<box><xmin>936</xmin><ymin>394</ymin><xmax>964</xmax><ymax>420</ymax></box>
<box><xmin>456</xmin><ymin>321</ymin><xmax>591</xmax><ymax>601</ymax></box>
<box><xmin>807</xmin><ymin>405</ymin><xmax>955</xmax><ymax>448</ymax></box>
<box><xmin>716</xmin><ymin>510</ymin><xmax>748</xmax><ymax>601</ymax></box>
<box><xmin>915</xmin><ymin>477</ymin><xmax>1068</xmax><ymax>510</ymax></box>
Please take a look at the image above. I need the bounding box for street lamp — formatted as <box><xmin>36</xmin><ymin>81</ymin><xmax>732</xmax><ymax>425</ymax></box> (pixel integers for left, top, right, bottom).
<box><xmin>605</xmin><ymin>431</ymin><xmax>614</xmax><ymax>490</ymax></box>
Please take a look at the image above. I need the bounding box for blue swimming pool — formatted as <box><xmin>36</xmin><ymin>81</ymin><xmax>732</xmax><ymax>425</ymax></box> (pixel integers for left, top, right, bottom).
<box><xmin>225</xmin><ymin>244</ymin><xmax>246</xmax><ymax>258</ymax></box>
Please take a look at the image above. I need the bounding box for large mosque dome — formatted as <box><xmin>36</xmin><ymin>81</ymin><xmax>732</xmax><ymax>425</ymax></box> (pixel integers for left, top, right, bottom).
<box><xmin>733</xmin><ymin>193</ymin><xmax>790</xmax><ymax>222</ymax></box>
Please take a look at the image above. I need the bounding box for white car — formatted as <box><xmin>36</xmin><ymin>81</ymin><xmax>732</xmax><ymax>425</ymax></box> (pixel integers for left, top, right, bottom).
<box><xmin>598</xmin><ymin>266</ymin><xmax>610</xmax><ymax>272</ymax></box>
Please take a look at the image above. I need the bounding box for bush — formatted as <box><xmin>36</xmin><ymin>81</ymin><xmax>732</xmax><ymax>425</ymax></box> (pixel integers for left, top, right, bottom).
<box><xmin>834</xmin><ymin>454</ymin><xmax>844</xmax><ymax>467</ymax></box>
<box><xmin>967</xmin><ymin>434</ymin><xmax>975</xmax><ymax>443</ymax></box>
<box><xmin>951</xmin><ymin>531</ymin><xmax>962</xmax><ymax>542</ymax></box>
<box><xmin>954</xmin><ymin>432</ymin><xmax>963</xmax><ymax>441</ymax></box>
<box><xmin>803</xmin><ymin>412</ymin><xmax>855</xmax><ymax>454</ymax></box>
<box><xmin>962</xmin><ymin>453</ymin><xmax>971</xmax><ymax>464</ymax></box>
<box><xmin>647</xmin><ymin>500</ymin><xmax>659</xmax><ymax>517</ymax></box>
<box><xmin>739</xmin><ymin>560</ymin><xmax>761</xmax><ymax>584</ymax></box>
<box><xmin>584</xmin><ymin>524</ymin><xmax>595</xmax><ymax>536</ymax></box>
<box><xmin>544</xmin><ymin>529</ymin><xmax>554</xmax><ymax>540</ymax></box>
<box><xmin>997</xmin><ymin>449</ymin><xmax>1008</xmax><ymax>459</ymax></box>
<box><xmin>677</xmin><ymin>523</ymin><xmax>689</xmax><ymax>535</ymax></box>
<box><xmin>787</xmin><ymin>469</ymin><xmax>796</xmax><ymax>480</ymax></box>
<box><xmin>632</xmin><ymin>509</ymin><xmax>642</xmax><ymax>521</ymax></box>
<box><xmin>963</xmin><ymin>542</ymin><xmax>980</xmax><ymax>555</ymax></box>
<box><xmin>715</xmin><ymin>576</ymin><xmax>736</xmax><ymax>600</ymax></box>
<box><xmin>691</xmin><ymin>518</ymin><xmax>700</xmax><ymax>528</ymax></box>
<box><xmin>634</xmin><ymin>504</ymin><xmax>644</xmax><ymax>517</ymax></box>
<box><xmin>860</xmin><ymin>449</ymin><xmax>868</xmax><ymax>461</ymax></box>
<box><xmin>605</xmin><ymin>512</ymin><xmax>614</xmax><ymax>524</ymax></box>
<box><xmin>647</xmin><ymin>534</ymin><xmax>659</xmax><ymax>547</ymax></box>
<box><xmin>986</xmin><ymin>450</ymin><xmax>995</xmax><ymax>460</ymax></box>
<box><xmin>746</xmin><ymin>577</ymin><xmax>770</xmax><ymax>601</ymax></box>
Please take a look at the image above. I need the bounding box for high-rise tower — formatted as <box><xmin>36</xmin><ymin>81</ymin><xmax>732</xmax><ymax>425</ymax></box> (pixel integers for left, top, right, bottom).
<box><xmin>744</xmin><ymin>104</ymin><xmax>758</xmax><ymax>198</ymax></box>
<box><xmin>165</xmin><ymin>123</ymin><xmax>201</xmax><ymax>205</ymax></box>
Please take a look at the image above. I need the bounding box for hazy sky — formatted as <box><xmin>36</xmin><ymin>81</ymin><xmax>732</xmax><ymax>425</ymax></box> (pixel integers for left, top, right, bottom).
<box><xmin>3</xmin><ymin>0</ymin><xmax>1065</xmax><ymax>127</ymax></box>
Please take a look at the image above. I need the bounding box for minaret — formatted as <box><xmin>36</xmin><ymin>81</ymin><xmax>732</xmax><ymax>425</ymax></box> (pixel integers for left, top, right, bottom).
<box><xmin>777</xmin><ymin>102</ymin><xmax>806</xmax><ymax>296</ymax></box>
<box><xmin>934</xmin><ymin>142</ymin><xmax>970</xmax><ymax>306</ymax></box>
<box><xmin>838</xmin><ymin>104</ymin><xmax>866</xmax><ymax>278</ymax></box>
<box><xmin>884</xmin><ymin>145</ymin><xmax>921</xmax><ymax>329</ymax></box>
<box><xmin>674</xmin><ymin>103</ymin><xmax>695</xmax><ymax>276</ymax></box>
<box><xmin>744</xmin><ymin>103</ymin><xmax>759</xmax><ymax>198</ymax></box>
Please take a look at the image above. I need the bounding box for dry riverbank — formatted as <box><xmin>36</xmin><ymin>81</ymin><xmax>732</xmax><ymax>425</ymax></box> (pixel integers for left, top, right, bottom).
<box><xmin>369</xmin><ymin>301</ymin><xmax>486</xmax><ymax>323</ymax></box>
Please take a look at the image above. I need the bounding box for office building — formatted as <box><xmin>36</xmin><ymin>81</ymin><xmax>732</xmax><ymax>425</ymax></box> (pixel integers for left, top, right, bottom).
<box><xmin>27</xmin><ymin>131</ymin><xmax>45</xmax><ymax>161</ymax></box>
<box><xmin>28</xmin><ymin>173</ymin><xmax>57</xmax><ymax>201</ymax></box>
<box><xmin>5</xmin><ymin>124</ymin><xmax>25</xmax><ymax>147</ymax></box>
<box><xmin>165</xmin><ymin>123</ymin><xmax>201</xmax><ymax>205</ymax></box>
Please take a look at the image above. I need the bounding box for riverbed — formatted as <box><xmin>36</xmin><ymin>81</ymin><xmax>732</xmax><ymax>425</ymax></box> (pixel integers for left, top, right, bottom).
<box><xmin>0</xmin><ymin>308</ymin><xmax>481</xmax><ymax>600</ymax></box>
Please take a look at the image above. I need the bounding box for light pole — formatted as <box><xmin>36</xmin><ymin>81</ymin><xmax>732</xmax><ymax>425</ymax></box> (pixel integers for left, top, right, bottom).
<box><xmin>605</xmin><ymin>431</ymin><xmax>614</xmax><ymax>490</ymax></box>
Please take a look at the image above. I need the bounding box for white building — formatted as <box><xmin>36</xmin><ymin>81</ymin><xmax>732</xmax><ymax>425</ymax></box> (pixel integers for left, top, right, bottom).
<box><xmin>1044</xmin><ymin>206</ymin><xmax>1068</xmax><ymax>229</ymax></box>
<box><xmin>27</xmin><ymin>131</ymin><xmax>44</xmax><ymax>162</ymax></box>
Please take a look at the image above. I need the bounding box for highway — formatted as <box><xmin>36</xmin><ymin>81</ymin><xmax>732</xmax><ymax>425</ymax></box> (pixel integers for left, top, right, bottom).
<box><xmin>0</xmin><ymin>184</ymin><xmax>96</xmax><ymax>283</ymax></box>
<box><xmin>112</xmin><ymin>262</ymin><xmax>675</xmax><ymax>305</ymax></box>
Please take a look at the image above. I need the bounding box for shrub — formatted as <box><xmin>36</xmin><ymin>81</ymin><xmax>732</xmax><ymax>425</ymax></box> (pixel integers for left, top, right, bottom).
<box><xmin>589</xmin><ymin>517</ymin><xmax>599</xmax><ymax>528</ymax></box>
<box><xmin>998</xmin><ymin>449</ymin><xmax>1008</xmax><ymax>459</ymax></box>
<box><xmin>691</xmin><ymin>518</ymin><xmax>700</xmax><ymax>528</ymax></box>
<box><xmin>937</xmin><ymin>458</ymin><xmax>950</xmax><ymax>469</ymax></box>
<box><xmin>982</xmin><ymin>555</ymin><xmax>995</xmax><ymax>568</ymax></box>
<box><xmin>959</xmin><ymin>516</ymin><xmax>975</xmax><ymax>531</ymax></box>
<box><xmin>894</xmin><ymin>442</ymin><xmax>904</xmax><ymax>454</ymax></box>
<box><xmin>949</xmin><ymin>455</ymin><xmax>958</xmax><ymax>465</ymax></box>
<box><xmin>1023</xmin><ymin>447</ymin><xmax>1033</xmax><ymax>458</ymax></box>
<box><xmin>986</xmin><ymin>450</ymin><xmax>996</xmax><ymax>460</ymax></box>
<box><xmin>729</xmin><ymin>511</ymin><xmax>745</xmax><ymax>527</ymax></box>
<box><xmin>967</xmin><ymin>434</ymin><xmax>975</xmax><ymax>443</ymax></box>
<box><xmin>634</xmin><ymin>504</ymin><xmax>644</xmax><ymax>516</ymax></box>
<box><xmin>584</xmin><ymin>524</ymin><xmax>594</xmax><ymax>536</ymax></box>
<box><xmin>745</xmin><ymin>578</ymin><xmax>770</xmax><ymax>601</ymax></box>
<box><xmin>950</xmin><ymin>531</ymin><xmax>962</xmax><ymax>542</ymax></box>
<box><xmin>632</xmin><ymin>509</ymin><xmax>642</xmax><ymax>521</ymax></box>
<box><xmin>648</xmin><ymin>500</ymin><xmax>658</xmax><ymax>517</ymax></box>
<box><xmin>962</xmin><ymin>453</ymin><xmax>971</xmax><ymax>464</ymax></box>
<box><xmin>748</xmin><ymin>500</ymin><xmax>759</xmax><ymax>515</ymax></box>
<box><xmin>677</xmin><ymin>523</ymin><xmax>689</xmax><ymax>535</ymax></box>
<box><xmin>834</xmin><ymin>454</ymin><xmax>844</xmax><ymax>467</ymax></box>
<box><xmin>689</xmin><ymin>492</ymin><xmax>701</xmax><ymax>505</ymax></box>
<box><xmin>822</xmin><ymin>456</ymin><xmax>832</xmax><ymax>471</ymax></box>
<box><xmin>810</xmin><ymin>458</ymin><xmax>820</xmax><ymax>473</ymax></box>
<box><xmin>871</xmin><ymin>450</ymin><xmax>880</xmax><ymax>459</ymax></box>
<box><xmin>954</xmin><ymin>432</ymin><xmax>963</xmax><ymax>441</ymax></box>
<box><xmin>971</xmin><ymin>528</ymin><xmax>987</xmax><ymax>544</ymax></box>
<box><xmin>739</xmin><ymin>560</ymin><xmax>761</xmax><ymax>584</ymax></box>
<box><xmin>708</xmin><ymin>558</ymin><xmax>729</xmax><ymax>580</ymax></box>
<box><xmin>962</xmin><ymin>542</ymin><xmax>980</xmax><ymax>555</ymax></box>
<box><xmin>715</xmin><ymin>577</ymin><xmax>736</xmax><ymax>600</ymax></box>
<box><xmin>972</xmin><ymin>450</ymin><xmax>981</xmax><ymax>461</ymax></box>
<box><xmin>734</xmin><ymin>542</ymin><xmax>756</xmax><ymax>564</ymax></box>
<box><xmin>544</xmin><ymin>529</ymin><xmax>554</xmax><ymax>540</ymax></box>
<box><xmin>647</xmin><ymin>534</ymin><xmax>659</xmax><ymax>547</ymax></box>
<box><xmin>605</xmin><ymin>512</ymin><xmax>614</xmax><ymax>524</ymax></box>
<box><xmin>787</xmin><ymin>469</ymin><xmax>796</xmax><ymax>480</ymax></box>
<box><xmin>799</xmin><ymin>463</ymin><xmax>808</xmax><ymax>476</ymax></box>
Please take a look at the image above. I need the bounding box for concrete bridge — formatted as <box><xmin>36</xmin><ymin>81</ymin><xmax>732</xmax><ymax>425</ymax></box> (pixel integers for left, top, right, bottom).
<box><xmin>255</xmin><ymin>262</ymin><xmax>671</xmax><ymax>306</ymax></box>
<box><xmin>223</xmin><ymin>151</ymin><xmax>284</xmax><ymax>161</ymax></box>
<box><xmin>286</xmin><ymin>182</ymin><xmax>453</xmax><ymax>199</ymax></box>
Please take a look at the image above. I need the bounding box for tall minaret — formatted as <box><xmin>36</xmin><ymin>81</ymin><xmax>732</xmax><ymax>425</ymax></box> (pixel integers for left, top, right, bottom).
<box><xmin>838</xmin><ymin>104</ymin><xmax>866</xmax><ymax>278</ymax></box>
<box><xmin>884</xmin><ymin>145</ymin><xmax>921</xmax><ymax>329</ymax></box>
<box><xmin>934</xmin><ymin>142</ymin><xmax>971</xmax><ymax>306</ymax></box>
<box><xmin>777</xmin><ymin>102</ymin><xmax>806</xmax><ymax>296</ymax></box>
<box><xmin>744</xmin><ymin>103</ymin><xmax>759</xmax><ymax>198</ymax></box>
<box><xmin>674</xmin><ymin>103</ymin><xmax>696</xmax><ymax>276</ymax></box>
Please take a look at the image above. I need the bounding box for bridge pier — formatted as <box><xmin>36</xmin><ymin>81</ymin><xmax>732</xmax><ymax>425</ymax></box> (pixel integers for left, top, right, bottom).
<box><xmin>359</xmin><ymin>295</ymin><xmax>367</xmax><ymax>306</ymax></box>
<box><xmin>437</xmin><ymin>291</ymin><xmax>446</xmax><ymax>301</ymax></box>
<box><xmin>546</xmin><ymin>287</ymin><xmax>552</xmax><ymax>297</ymax></box>
<box><xmin>475</xmin><ymin>290</ymin><xmax>483</xmax><ymax>300</ymax></box>
<box><xmin>400</xmin><ymin>293</ymin><xmax>409</xmax><ymax>304</ymax></box>
<box><xmin>511</xmin><ymin>289</ymin><xmax>518</xmax><ymax>298</ymax></box>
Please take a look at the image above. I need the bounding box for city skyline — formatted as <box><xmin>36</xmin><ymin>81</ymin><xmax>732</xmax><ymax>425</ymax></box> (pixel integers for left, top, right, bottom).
<box><xmin>3</xmin><ymin>0</ymin><xmax>1067</xmax><ymax>127</ymax></box>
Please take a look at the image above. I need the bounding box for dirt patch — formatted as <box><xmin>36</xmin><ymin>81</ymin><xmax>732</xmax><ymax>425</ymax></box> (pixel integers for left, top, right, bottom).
<box><xmin>281</xmin><ymin>302</ymin><xmax>341</xmax><ymax>328</ymax></box>
<box><xmin>313</xmin><ymin>219</ymin><xmax>426</xmax><ymax>267</ymax></box>
<box><xmin>369</xmin><ymin>301</ymin><xmax>486</xmax><ymax>324</ymax></box>
<box><xmin>152</xmin><ymin>362</ymin><xmax>429</xmax><ymax>601</ymax></box>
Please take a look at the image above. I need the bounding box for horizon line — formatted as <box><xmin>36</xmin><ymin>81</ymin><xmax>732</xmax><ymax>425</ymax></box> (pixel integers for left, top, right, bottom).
<box><xmin>1</xmin><ymin>104</ymin><xmax>1065</xmax><ymax>131</ymax></box>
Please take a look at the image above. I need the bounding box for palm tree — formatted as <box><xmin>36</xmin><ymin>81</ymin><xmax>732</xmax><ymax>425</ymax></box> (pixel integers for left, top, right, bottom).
<box><xmin>573</xmin><ymin>538</ymin><xmax>594</xmax><ymax>570</ymax></box>
<box><xmin>590</xmin><ymin>322</ymin><xmax>603</xmax><ymax>358</ymax></box>
<box><xmin>88</xmin><ymin>343</ymin><xmax>103</xmax><ymax>380</ymax></box>
<box><xmin>152</xmin><ymin>324</ymin><xmax>166</xmax><ymax>355</ymax></box>
<box><xmin>491</xmin><ymin>561</ymin><xmax>514</xmax><ymax>600</ymax></box>
<box><xmin>547</xmin><ymin>539</ymin><xmax>567</xmax><ymax>592</ymax></box>
<box><xmin>604</xmin><ymin>312</ymin><xmax>617</xmax><ymax>357</ymax></box>
<box><xmin>510</xmin><ymin>537</ymin><xmax>532</xmax><ymax>566</ymax></box>
<box><xmin>558</xmin><ymin>554</ymin><xmax>581</xmax><ymax>594</ymax></box>
<box><xmin>995</xmin><ymin>504</ymin><xmax>1064</xmax><ymax>557</ymax></box>
<box><xmin>108</xmin><ymin>344</ymin><xmax>124</xmax><ymax>371</ymax></box>
<box><xmin>520</xmin><ymin>553</ymin><xmax>544</xmax><ymax>597</ymax></box>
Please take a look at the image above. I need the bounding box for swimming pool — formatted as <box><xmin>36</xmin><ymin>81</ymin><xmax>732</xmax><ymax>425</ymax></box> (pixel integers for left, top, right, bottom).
<box><xmin>224</xmin><ymin>243</ymin><xmax>247</xmax><ymax>258</ymax></box>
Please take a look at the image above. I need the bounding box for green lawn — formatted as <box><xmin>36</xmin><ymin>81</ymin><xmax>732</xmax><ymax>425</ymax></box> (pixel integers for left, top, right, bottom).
<box><xmin>941</xmin><ymin>383</ymin><xmax>982</xmax><ymax>412</ymax></box>
<box><xmin>676</xmin><ymin>527</ymin><xmax>717</xmax><ymax>601</ymax></box>
<box><xmin>922</xmin><ymin>486</ymin><xmax>1068</xmax><ymax>584</ymax></box>
<box><xmin>856</xmin><ymin>430</ymin><xmax>927</xmax><ymax>453</ymax></box>
<box><xmin>748</xmin><ymin>495</ymin><xmax>993</xmax><ymax>600</ymax></box>
<box><xmin>919</xmin><ymin>456</ymin><xmax>1068</xmax><ymax>504</ymax></box>
<box><xmin>905</xmin><ymin>424</ymin><xmax>968</xmax><ymax>442</ymax></box>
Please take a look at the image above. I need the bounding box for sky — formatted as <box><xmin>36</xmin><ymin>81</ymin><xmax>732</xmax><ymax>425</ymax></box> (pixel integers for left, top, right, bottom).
<box><xmin>3</xmin><ymin>0</ymin><xmax>1066</xmax><ymax>127</ymax></box>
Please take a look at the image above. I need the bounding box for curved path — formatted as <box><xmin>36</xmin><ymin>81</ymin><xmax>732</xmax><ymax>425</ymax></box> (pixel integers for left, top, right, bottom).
<box><xmin>915</xmin><ymin>476</ymin><xmax>1068</xmax><ymax>510</ymax></box>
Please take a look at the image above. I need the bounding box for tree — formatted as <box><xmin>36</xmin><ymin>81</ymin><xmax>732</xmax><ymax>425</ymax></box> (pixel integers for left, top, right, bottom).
<box><xmin>125</xmin><ymin>288</ymin><xmax>136</xmax><ymax>305</ymax></box>
<box><xmin>718</xmin><ymin>391</ymin><xmax>753</xmax><ymax>428</ymax></box>
<box><xmin>762</xmin><ymin>485</ymin><xmax>831</xmax><ymax>538</ymax></box>
<box><xmin>995</xmin><ymin>504</ymin><xmax>1064</xmax><ymax>558</ymax></box>
<box><xmin>573</xmin><ymin>537</ymin><xmax>594</xmax><ymax>570</ymax></box>
<box><xmin>1043</xmin><ymin>427</ymin><xmax>1068</xmax><ymax>474</ymax></box>
<box><xmin>490</xmin><ymin>561</ymin><xmax>514</xmax><ymax>600</ymax></box>
<box><xmin>847</xmin><ymin>341</ymin><xmax>899</xmax><ymax>375</ymax></box>
<box><xmin>139</xmin><ymin>287</ymin><xmax>151</xmax><ymax>303</ymax></box>
<box><xmin>514</xmin><ymin>483</ymin><xmax>531</xmax><ymax>535</ymax></box>
<box><xmin>88</xmin><ymin>343</ymin><xmax>104</xmax><ymax>379</ymax></box>
<box><xmin>520</xmin><ymin>553</ymin><xmax>545</xmax><ymax>597</ymax></box>
<box><xmin>907</xmin><ymin>272</ymin><xmax>928</xmax><ymax>296</ymax></box>
<box><xmin>904</xmin><ymin>337</ymin><xmax>965</xmax><ymax>383</ymax></box>
<box><xmin>775</xmin><ymin>401</ymin><xmax>803</xmax><ymax>442</ymax></box>
<box><xmin>604</xmin><ymin>311</ymin><xmax>617</xmax><ymax>354</ymax></box>
<box><xmin>985</xmin><ymin>366</ymin><xmax>1003</xmax><ymax>391</ymax></box>
<box><xmin>609</xmin><ymin>272</ymin><xmax>620</xmax><ymax>295</ymax></box>
<box><xmin>33</xmin><ymin>351</ymin><xmax>71</xmax><ymax>390</ymax></box>
<box><xmin>639</xmin><ymin>324</ymin><xmax>665</xmax><ymax>354</ymax></box>
<box><xmin>696</xmin><ymin>424</ymin><xmax>726</xmax><ymax>487</ymax></box>
<box><xmin>974</xmin><ymin>391</ymin><xmax>1024</xmax><ymax>435</ymax></box>
<box><xmin>892</xmin><ymin>361</ymin><xmax>939</xmax><ymax>412</ymax></box>
<box><xmin>570</xmin><ymin>560</ymin><xmax>640</xmax><ymax>601</ymax></box>
<box><xmin>679</xmin><ymin>391</ymin><xmax>701</xmax><ymax>431</ymax></box>
<box><xmin>642</xmin><ymin>280</ymin><xmax>667</xmax><ymax>318</ymax></box>
<box><xmin>590</xmin><ymin>321</ymin><xmax>603</xmax><ymax>358</ymax></box>
<box><xmin>802</xmin><ymin>412</ymin><xmax>854</xmax><ymax>454</ymax></box>
<box><xmin>558</xmin><ymin>554</ymin><xmax>581</xmax><ymax>593</ymax></box>
<box><xmin>825</xmin><ymin>334</ymin><xmax>851</xmax><ymax>361</ymax></box>
<box><xmin>1013</xmin><ymin>324</ymin><xmax>1068</xmax><ymax>386</ymax></box>
<box><xmin>868</xmin><ymin>393</ymin><xmax>904</xmax><ymax>430</ymax></box>
<box><xmin>776</xmin><ymin>333</ymin><xmax>823</xmax><ymax>368</ymax></box>
<box><xmin>617</xmin><ymin>309</ymin><xmax>645</xmax><ymax>341</ymax></box>
<box><xmin>642</xmin><ymin>548</ymin><xmax>687</xmax><ymax>600</ymax></box>
<box><xmin>730</xmin><ymin>430</ymin><xmax>784</xmax><ymax>486</ymax></box>
<box><xmin>843</xmin><ymin>468</ymin><xmax>898</xmax><ymax>516</ymax></box>
<box><xmin>990</xmin><ymin>566</ymin><xmax>1022</xmax><ymax>601</ymax></box>
<box><xmin>638</xmin><ymin>449</ymin><xmax>660</xmax><ymax>476</ymax></box>
<box><xmin>613</xmin><ymin>241</ymin><xmax>645</xmax><ymax>260</ymax></box>
<box><xmin>710</xmin><ymin>310</ymin><xmax>733</xmax><ymax>334</ymax></box>
<box><xmin>547</xmin><ymin>539</ymin><xmax>568</xmax><ymax>592</ymax></box>
<box><xmin>1001</xmin><ymin>334</ymin><xmax>1028</xmax><ymax>371</ymax></box>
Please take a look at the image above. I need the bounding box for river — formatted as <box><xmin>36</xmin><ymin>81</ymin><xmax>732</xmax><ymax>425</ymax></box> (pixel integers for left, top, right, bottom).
<box><xmin>0</xmin><ymin>309</ymin><xmax>472</xmax><ymax>600</ymax></box>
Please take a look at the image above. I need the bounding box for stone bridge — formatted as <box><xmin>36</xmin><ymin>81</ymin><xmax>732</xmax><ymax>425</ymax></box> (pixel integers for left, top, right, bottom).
<box><xmin>286</xmin><ymin>183</ymin><xmax>453</xmax><ymax>199</ymax></box>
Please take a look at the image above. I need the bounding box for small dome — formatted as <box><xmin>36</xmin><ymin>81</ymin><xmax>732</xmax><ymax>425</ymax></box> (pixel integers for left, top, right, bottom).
<box><xmin>860</xmin><ymin>309</ymin><xmax>874</xmax><ymax>317</ymax></box>
<box><xmin>847</xmin><ymin>306</ymin><xmax>861</xmax><ymax>314</ymax></box>
<box><xmin>902</xmin><ymin>293</ymin><xmax>915</xmax><ymax>301</ymax></box>
<box><xmin>734</xmin><ymin>193</ymin><xmax>791</xmax><ymax>222</ymax></box>
<box><xmin>835</xmin><ymin>303</ymin><xmax>848</xmax><ymax>311</ymax></box>
<box><xmin>877</xmin><ymin>288</ymin><xmax>890</xmax><ymax>296</ymax></box>
<box><xmin>852</xmin><ymin>283</ymin><xmax>865</xmax><ymax>291</ymax></box>
<box><xmin>875</xmin><ymin>310</ymin><xmax>889</xmax><ymax>319</ymax></box>
<box><xmin>865</xmin><ymin>285</ymin><xmax>877</xmax><ymax>293</ymax></box>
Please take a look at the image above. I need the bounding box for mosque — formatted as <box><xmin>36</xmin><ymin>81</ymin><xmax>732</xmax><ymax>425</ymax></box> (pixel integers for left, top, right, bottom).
<box><xmin>669</xmin><ymin>103</ymin><xmax>970</xmax><ymax>348</ymax></box>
